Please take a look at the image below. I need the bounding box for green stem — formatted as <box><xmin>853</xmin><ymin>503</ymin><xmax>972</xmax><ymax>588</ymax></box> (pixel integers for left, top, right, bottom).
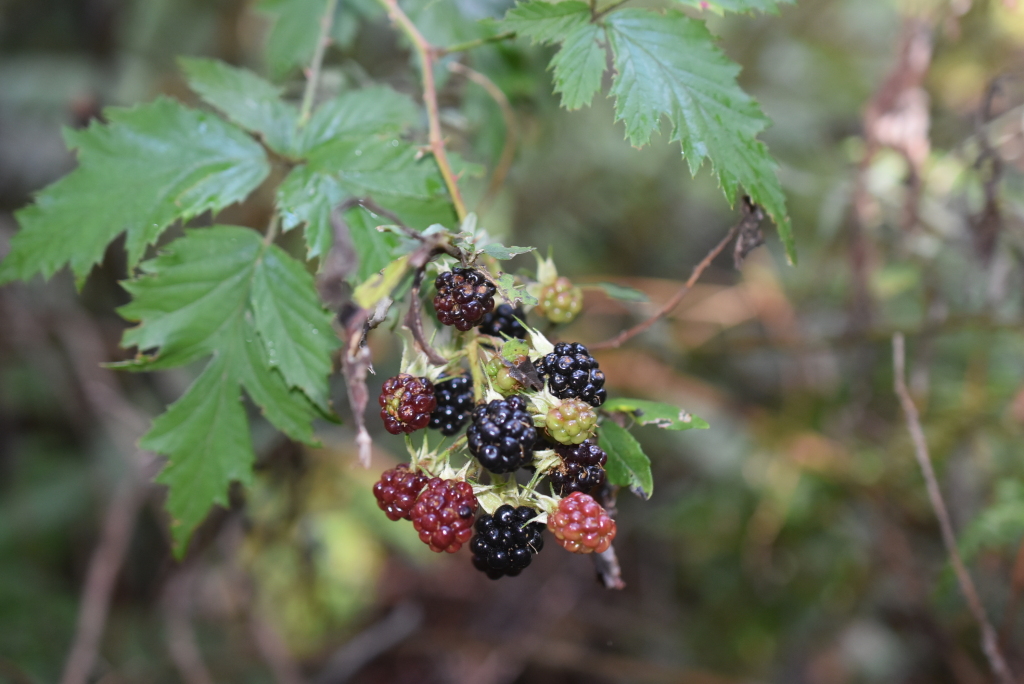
<box><xmin>437</xmin><ymin>31</ymin><xmax>517</xmax><ymax>56</ymax></box>
<box><xmin>298</xmin><ymin>0</ymin><xmax>340</xmax><ymax>127</ymax></box>
<box><xmin>467</xmin><ymin>335</ymin><xmax>486</xmax><ymax>403</ymax></box>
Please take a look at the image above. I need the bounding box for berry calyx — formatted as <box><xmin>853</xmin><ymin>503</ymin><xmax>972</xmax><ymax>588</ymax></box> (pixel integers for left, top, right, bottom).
<box><xmin>549</xmin><ymin>440</ymin><xmax>607</xmax><ymax>496</ymax></box>
<box><xmin>378</xmin><ymin>374</ymin><xmax>437</xmax><ymax>434</ymax></box>
<box><xmin>409</xmin><ymin>478</ymin><xmax>478</xmax><ymax>553</ymax></box>
<box><xmin>478</xmin><ymin>303</ymin><xmax>528</xmax><ymax>340</ymax></box>
<box><xmin>429</xmin><ymin>375</ymin><xmax>474</xmax><ymax>436</ymax></box>
<box><xmin>372</xmin><ymin>464</ymin><xmax>429</xmax><ymax>521</ymax></box>
<box><xmin>467</xmin><ymin>396</ymin><xmax>538</xmax><ymax>473</ymax></box>
<box><xmin>548</xmin><ymin>492</ymin><xmax>616</xmax><ymax>554</ymax></box>
<box><xmin>544</xmin><ymin>397</ymin><xmax>597</xmax><ymax>445</ymax></box>
<box><xmin>537</xmin><ymin>342</ymin><xmax>607</xmax><ymax>407</ymax></box>
<box><xmin>536</xmin><ymin>276</ymin><xmax>583</xmax><ymax>324</ymax></box>
<box><xmin>470</xmin><ymin>505</ymin><xmax>545</xmax><ymax>579</ymax></box>
<box><xmin>433</xmin><ymin>267</ymin><xmax>496</xmax><ymax>331</ymax></box>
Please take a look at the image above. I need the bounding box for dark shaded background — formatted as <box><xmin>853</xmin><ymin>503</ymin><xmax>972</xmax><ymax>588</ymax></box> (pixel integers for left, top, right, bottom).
<box><xmin>3</xmin><ymin>0</ymin><xmax>1024</xmax><ymax>682</ymax></box>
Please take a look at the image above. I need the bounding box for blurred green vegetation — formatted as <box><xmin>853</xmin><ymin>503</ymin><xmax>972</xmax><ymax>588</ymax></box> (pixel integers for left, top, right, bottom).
<box><xmin>2</xmin><ymin>0</ymin><xmax>1024</xmax><ymax>682</ymax></box>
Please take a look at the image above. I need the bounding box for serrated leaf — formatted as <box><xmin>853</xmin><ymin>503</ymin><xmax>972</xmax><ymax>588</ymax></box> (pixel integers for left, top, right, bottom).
<box><xmin>297</xmin><ymin>86</ymin><xmax>419</xmax><ymax>154</ymax></box>
<box><xmin>602</xmin><ymin>397</ymin><xmax>709</xmax><ymax>430</ymax></box>
<box><xmin>598</xmin><ymin>420</ymin><xmax>653</xmax><ymax>499</ymax></box>
<box><xmin>120</xmin><ymin>227</ymin><xmax>339</xmax><ymax>551</ymax></box>
<box><xmin>258</xmin><ymin>0</ymin><xmax>328</xmax><ymax>79</ymax></box>
<box><xmin>180</xmin><ymin>57</ymin><xmax>297</xmax><ymax>154</ymax></box>
<box><xmin>502</xmin><ymin>2</ymin><xmax>606</xmax><ymax>109</ymax></box>
<box><xmin>345</xmin><ymin>205</ymin><xmax>401</xmax><ymax>283</ymax></box>
<box><xmin>672</xmin><ymin>0</ymin><xmax>793</xmax><ymax>14</ymax></box>
<box><xmin>482</xmin><ymin>243</ymin><xmax>535</xmax><ymax>260</ymax></box>
<box><xmin>604</xmin><ymin>10</ymin><xmax>794</xmax><ymax>263</ymax></box>
<box><xmin>0</xmin><ymin>98</ymin><xmax>269</xmax><ymax>286</ymax></box>
<box><xmin>592</xmin><ymin>281</ymin><xmax>648</xmax><ymax>302</ymax></box>
<box><xmin>493</xmin><ymin>272</ymin><xmax>538</xmax><ymax>307</ymax></box>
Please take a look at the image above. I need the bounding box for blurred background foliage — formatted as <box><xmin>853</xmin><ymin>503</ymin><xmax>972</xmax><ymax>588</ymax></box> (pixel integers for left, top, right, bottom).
<box><xmin>3</xmin><ymin>0</ymin><xmax>1024</xmax><ymax>682</ymax></box>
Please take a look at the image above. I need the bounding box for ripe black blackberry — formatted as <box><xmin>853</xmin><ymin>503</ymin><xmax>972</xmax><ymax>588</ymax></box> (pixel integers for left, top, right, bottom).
<box><xmin>467</xmin><ymin>396</ymin><xmax>538</xmax><ymax>473</ymax></box>
<box><xmin>470</xmin><ymin>505</ymin><xmax>544</xmax><ymax>579</ymax></box>
<box><xmin>549</xmin><ymin>440</ymin><xmax>607</xmax><ymax>496</ymax></box>
<box><xmin>537</xmin><ymin>342</ymin><xmax>607</xmax><ymax>407</ymax></box>
<box><xmin>433</xmin><ymin>268</ymin><xmax>496</xmax><ymax>331</ymax></box>
<box><xmin>478</xmin><ymin>303</ymin><xmax>528</xmax><ymax>340</ymax></box>
<box><xmin>429</xmin><ymin>375</ymin><xmax>474</xmax><ymax>436</ymax></box>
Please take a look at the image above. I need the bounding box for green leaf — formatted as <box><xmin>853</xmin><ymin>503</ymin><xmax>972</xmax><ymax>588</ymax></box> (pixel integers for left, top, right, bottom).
<box><xmin>592</xmin><ymin>281</ymin><xmax>648</xmax><ymax>302</ymax></box>
<box><xmin>0</xmin><ymin>98</ymin><xmax>269</xmax><ymax>286</ymax></box>
<box><xmin>502</xmin><ymin>2</ymin><xmax>606</xmax><ymax>110</ymax></box>
<box><xmin>297</xmin><ymin>86</ymin><xmax>419</xmax><ymax>155</ymax></box>
<box><xmin>482</xmin><ymin>243</ymin><xmax>535</xmax><ymax>260</ymax></box>
<box><xmin>257</xmin><ymin>0</ymin><xmax>328</xmax><ymax>79</ymax></box>
<box><xmin>599</xmin><ymin>420</ymin><xmax>653</xmax><ymax>499</ymax></box>
<box><xmin>960</xmin><ymin>480</ymin><xmax>1024</xmax><ymax>562</ymax></box>
<box><xmin>604</xmin><ymin>10</ymin><xmax>794</xmax><ymax>263</ymax></box>
<box><xmin>671</xmin><ymin>0</ymin><xmax>793</xmax><ymax>14</ymax></box>
<box><xmin>180</xmin><ymin>57</ymin><xmax>297</xmax><ymax>154</ymax></box>
<box><xmin>120</xmin><ymin>226</ymin><xmax>339</xmax><ymax>551</ymax></box>
<box><xmin>345</xmin><ymin>205</ymin><xmax>401</xmax><ymax>283</ymax></box>
<box><xmin>353</xmin><ymin>254</ymin><xmax>410</xmax><ymax>309</ymax></box>
<box><xmin>602</xmin><ymin>397</ymin><xmax>709</xmax><ymax>430</ymax></box>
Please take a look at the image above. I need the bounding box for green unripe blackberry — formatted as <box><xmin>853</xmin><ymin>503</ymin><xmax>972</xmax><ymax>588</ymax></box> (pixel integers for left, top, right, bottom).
<box><xmin>536</xmin><ymin>276</ymin><xmax>582</xmax><ymax>324</ymax></box>
<box><xmin>544</xmin><ymin>397</ymin><xmax>597</xmax><ymax>445</ymax></box>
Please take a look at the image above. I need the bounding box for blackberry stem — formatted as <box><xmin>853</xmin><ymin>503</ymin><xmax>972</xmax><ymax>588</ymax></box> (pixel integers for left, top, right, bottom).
<box><xmin>467</xmin><ymin>335</ymin><xmax>486</xmax><ymax>403</ymax></box>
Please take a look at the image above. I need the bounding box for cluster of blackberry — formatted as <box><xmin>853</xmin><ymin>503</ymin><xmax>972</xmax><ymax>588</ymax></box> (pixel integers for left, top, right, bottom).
<box><xmin>371</xmin><ymin>266</ymin><xmax>618</xmax><ymax>579</ymax></box>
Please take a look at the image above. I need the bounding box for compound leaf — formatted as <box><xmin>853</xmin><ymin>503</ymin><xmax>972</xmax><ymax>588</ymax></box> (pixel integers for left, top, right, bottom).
<box><xmin>599</xmin><ymin>420</ymin><xmax>654</xmax><ymax>499</ymax></box>
<box><xmin>0</xmin><ymin>98</ymin><xmax>269</xmax><ymax>286</ymax></box>
<box><xmin>257</xmin><ymin>0</ymin><xmax>329</xmax><ymax>79</ymax></box>
<box><xmin>180</xmin><ymin>57</ymin><xmax>297</xmax><ymax>154</ymax></box>
<box><xmin>297</xmin><ymin>86</ymin><xmax>419</xmax><ymax>154</ymax></box>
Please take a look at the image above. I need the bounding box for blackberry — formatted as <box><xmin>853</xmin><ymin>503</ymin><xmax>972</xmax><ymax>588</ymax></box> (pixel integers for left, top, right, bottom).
<box><xmin>544</xmin><ymin>397</ymin><xmax>597</xmax><ymax>445</ymax></box>
<box><xmin>433</xmin><ymin>268</ymin><xmax>496</xmax><ymax>331</ymax></box>
<box><xmin>409</xmin><ymin>478</ymin><xmax>478</xmax><ymax>553</ymax></box>
<box><xmin>379</xmin><ymin>374</ymin><xmax>436</xmax><ymax>434</ymax></box>
<box><xmin>470</xmin><ymin>505</ymin><xmax>544</xmax><ymax>579</ymax></box>
<box><xmin>536</xmin><ymin>276</ymin><xmax>583</xmax><ymax>324</ymax></box>
<box><xmin>548</xmin><ymin>491</ymin><xmax>616</xmax><ymax>554</ymax></box>
<box><xmin>373</xmin><ymin>464</ymin><xmax>428</xmax><ymax>521</ymax></box>
<box><xmin>429</xmin><ymin>375</ymin><xmax>474</xmax><ymax>436</ymax></box>
<box><xmin>537</xmin><ymin>342</ymin><xmax>607</xmax><ymax>407</ymax></box>
<box><xmin>478</xmin><ymin>303</ymin><xmax>528</xmax><ymax>340</ymax></box>
<box><xmin>467</xmin><ymin>396</ymin><xmax>538</xmax><ymax>473</ymax></box>
<box><xmin>549</xmin><ymin>441</ymin><xmax>607</xmax><ymax>496</ymax></box>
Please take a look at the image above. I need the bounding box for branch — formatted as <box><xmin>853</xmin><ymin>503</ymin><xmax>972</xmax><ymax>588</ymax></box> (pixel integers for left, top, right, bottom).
<box><xmin>436</xmin><ymin>31</ymin><xmax>517</xmax><ymax>57</ymax></box>
<box><xmin>378</xmin><ymin>0</ymin><xmax>468</xmax><ymax>221</ymax></box>
<box><xmin>403</xmin><ymin>265</ymin><xmax>449</xmax><ymax>365</ymax></box>
<box><xmin>590</xmin><ymin>200</ymin><xmax>761</xmax><ymax>351</ymax></box>
<box><xmin>298</xmin><ymin>0</ymin><xmax>340</xmax><ymax>127</ymax></box>
<box><xmin>448</xmin><ymin>62</ymin><xmax>519</xmax><ymax>218</ymax></box>
<box><xmin>892</xmin><ymin>333</ymin><xmax>1015</xmax><ymax>684</ymax></box>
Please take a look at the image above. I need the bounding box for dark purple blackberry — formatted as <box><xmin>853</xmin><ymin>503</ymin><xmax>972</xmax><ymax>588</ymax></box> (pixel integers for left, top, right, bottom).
<box><xmin>470</xmin><ymin>505</ymin><xmax>544</xmax><ymax>579</ymax></box>
<box><xmin>478</xmin><ymin>303</ymin><xmax>528</xmax><ymax>340</ymax></box>
<box><xmin>429</xmin><ymin>375</ymin><xmax>474</xmax><ymax>436</ymax></box>
<box><xmin>433</xmin><ymin>268</ymin><xmax>496</xmax><ymax>331</ymax></box>
<box><xmin>378</xmin><ymin>374</ymin><xmax>436</xmax><ymax>434</ymax></box>
<box><xmin>537</xmin><ymin>342</ymin><xmax>607</xmax><ymax>407</ymax></box>
<box><xmin>549</xmin><ymin>440</ymin><xmax>607</xmax><ymax>496</ymax></box>
<box><xmin>467</xmin><ymin>396</ymin><xmax>537</xmax><ymax>473</ymax></box>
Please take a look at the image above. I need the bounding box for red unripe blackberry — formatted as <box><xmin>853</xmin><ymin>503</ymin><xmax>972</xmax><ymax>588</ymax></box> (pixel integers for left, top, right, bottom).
<box><xmin>372</xmin><ymin>464</ymin><xmax>428</xmax><ymax>521</ymax></box>
<box><xmin>548</xmin><ymin>491</ymin><xmax>616</xmax><ymax>554</ymax></box>
<box><xmin>433</xmin><ymin>268</ymin><xmax>496</xmax><ymax>331</ymax></box>
<box><xmin>409</xmin><ymin>478</ymin><xmax>478</xmax><ymax>553</ymax></box>
<box><xmin>478</xmin><ymin>303</ymin><xmax>528</xmax><ymax>340</ymax></box>
<box><xmin>378</xmin><ymin>374</ymin><xmax>436</xmax><ymax>435</ymax></box>
<box><xmin>537</xmin><ymin>342</ymin><xmax>607</xmax><ymax>407</ymax></box>
<box><xmin>429</xmin><ymin>375</ymin><xmax>474</xmax><ymax>436</ymax></box>
<box><xmin>470</xmin><ymin>505</ymin><xmax>544</xmax><ymax>579</ymax></box>
<box><xmin>549</xmin><ymin>440</ymin><xmax>607</xmax><ymax>496</ymax></box>
<box><xmin>467</xmin><ymin>396</ymin><xmax>538</xmax><ymax>473</ymax></box>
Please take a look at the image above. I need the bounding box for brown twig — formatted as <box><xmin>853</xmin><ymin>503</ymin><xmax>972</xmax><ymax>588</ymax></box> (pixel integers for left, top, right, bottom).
<box><xmin>448</xmin><ymin>62</ymin><xmax>519</xmax><ymax>217</ymax></box>
<box><xmin>312</xmin><ymin>602</ymin><xmax>424</xmax><ymax>684</ymax></box>
<box><xmin>590</xmin><ymin>200</ymin><xmax>762</xmax><ymax>351</ymax></box>
<box><xmin>378</xmin><ymin>0</ymin><xmax>468</xmax><ymax>221</ymax></box>
<box><xmin>403</xmin><ymin>266</ymin><xmax>449</xmax><ymax>365</ymax></box>
<box><xmin>892</xmin><ymin>333</ymin><xmax>1015</xmax><ymax>684</ymax></box>
<box><xmin>592</xmin><ymin>485</ymin><xmax>625</xmax><ymax>589</ymax></box>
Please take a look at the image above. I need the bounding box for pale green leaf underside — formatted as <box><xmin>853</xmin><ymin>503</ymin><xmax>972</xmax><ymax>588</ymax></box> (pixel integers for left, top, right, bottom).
<box><xmin>0</xmin><ymin>98</ymin><xmax>269</xmax><ymax>286</ymax></box>
<box><xmin>180</xmin><ymin>57</ymin><xmax>297</xmax><ymax>154</ymax></box>
<box><xmin>120</xmin><ymin>227</ymin><xmax>338</xmax><ymax>551</ymax></box>
<box><xmin>602</xmin><ymin>397</ymin><xmax>709</xmax><ymax>430</ymax></box>
<box><xmin>598</xmin><ymin>420</ymin><xmax>654</xmax><ymax>499</ymax></box>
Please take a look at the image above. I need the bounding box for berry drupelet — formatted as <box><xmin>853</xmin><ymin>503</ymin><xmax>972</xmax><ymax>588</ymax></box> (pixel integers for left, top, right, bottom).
<box><xmin>373</xmin><ymin>464</ymin><xmax>428</xmax><ymax>521</ymax></box>
<box><xmin>470</xmin><ymin>505</ymin><xmax>545</xmax><ymax>579</ymax></box>
<box><xmin>549</xmin><ymin>440</ymin><xmax>607</xmax><ymax>496</ymax></box>
<box><xmin>429</xmin><ymin>375</ymin><xmax>474</xmax><ymax>436</ymax></box>
<box><xmin>478</xmin><ymin>303</ymin><xmax>528</xmax><ymax>340</ymax></box>
<box><xmin>537</xmin><ymin>342</ymin><xmax>607</xmax><ymax>407</ymax></box>
<box><xmin>547</xmin><ymin>492</ymin><xmax>616</xmax><ymax>554</ymax></box>
<box><xmin>467</xmin><ymin>396</ymin><xmax>538</xmax><ymax>473</ymax></box>
<box><xmin>409</xmin><ymin>478</ymin><xmax>478</xmax><ymax>553</ymax></box>
<box><xmin>379</xmin><ymin>374</ymin><xmax>436</xmax><ymax>434</ymax></box>
<box><xmin>544</xmin><ymin>397</ymin><xmax>597</xmax><ymax>445</ymax></box>
<box><xmin>433</xmin><ymin>268</ymin><xmax>496</xmax><ymax>331</ymax></box>
<box><xmin>536</xmin><ymin>276</ymin><xmax>583</xmax><ymax>324</ymax></box>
